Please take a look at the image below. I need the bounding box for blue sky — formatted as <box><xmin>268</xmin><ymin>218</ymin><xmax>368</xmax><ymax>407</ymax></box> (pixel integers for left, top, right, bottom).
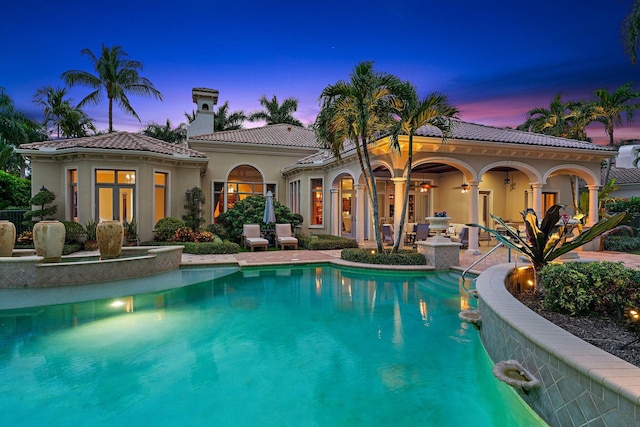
<box><xmin>2</xmin><ymin>0</ymin><xmax>638</xmax><ymax>144</ymax></box>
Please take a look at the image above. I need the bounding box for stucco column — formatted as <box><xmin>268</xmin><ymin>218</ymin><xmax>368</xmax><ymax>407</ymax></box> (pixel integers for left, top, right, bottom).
<box><xmin>467</xmin><ymin>180</ymin><xmax>481</xmax><ymax>255</ymax></box>
<box><xmin>355</xmin><ymin>184</ymin><xmax>365</xmax><ymax>244</ymax></box>
<box><xmin>587</xmin><ymin>184</ymin><xmax>600</xmax><ymax>227</ymax></box>
<box><xmin>330</xmin><ymin>188</ymin><xmax>340</xmax><ymax>236</ymax></box>
<box><xmin>391</xmin><ymin>177</ymin><xmax>405</xmax><ymax>248</ymax></box>
<box><xmin>531</xmin><ymin>183</ymin><xmax>543</xmax><ymax>218</ymax></box>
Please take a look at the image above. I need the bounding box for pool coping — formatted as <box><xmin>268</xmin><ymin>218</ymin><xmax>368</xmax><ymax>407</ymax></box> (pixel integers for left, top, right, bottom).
<box><xmin>476</xmin><ymin>263</ymin><xmax>640</xmax><ymax>426</ymax></box>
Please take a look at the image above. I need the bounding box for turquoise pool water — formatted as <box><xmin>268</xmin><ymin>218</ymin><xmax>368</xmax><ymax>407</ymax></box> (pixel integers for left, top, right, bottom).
<box><xmin>0</xmin><ymin>265</ymin><xmax>546</xmax><ymax>426</ymax></box>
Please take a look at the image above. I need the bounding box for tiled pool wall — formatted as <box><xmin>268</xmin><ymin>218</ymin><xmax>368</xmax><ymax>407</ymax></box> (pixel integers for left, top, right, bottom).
<box><xmin>476</xmin><ymin>264</ymin><xmax>640</xmax><ymax>427</ymax></box>
<box><xmin>0</xmin><ymin>246</ymin><xmax>183</xmax><ymax>288</ymax></box>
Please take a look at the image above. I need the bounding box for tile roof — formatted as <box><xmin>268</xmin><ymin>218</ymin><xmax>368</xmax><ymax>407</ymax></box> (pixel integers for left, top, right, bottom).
<box><xmin>605</xmin><ymin>166</ymin><xmax>640</xmax><ymax>185</ymax></box>
<box><xmin>190</xmin><ymin>124</ymin><xmax>321</xmax><ymax>149</ymax></box>
<box><xmin>416</xmin><ymin>119</ymin><xmax>614</xmax><ymax>151</ymax></box>
<box><xmin>18</xmin><ymin>132</ymin><xmax>207</xmax><ymax>158</ymax></box>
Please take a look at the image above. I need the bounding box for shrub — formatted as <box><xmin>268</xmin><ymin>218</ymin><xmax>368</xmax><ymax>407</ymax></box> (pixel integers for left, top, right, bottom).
<box><xmin>63</xmin><ymin>243</ymin><xmax>83</xmax><ymax>255</ymax></box>
<box><xmin>174</xmin><ymin>226</ymin><xmax>196</xmax><ymax>242</ymax></box>
<box><xmin>603</xmin><ymin>235</ymin><xmax>640</xmax><ymax>252</ymax></box>
<box><xmin>541</xmin><ymin>261</ymin><xmax>640</xmax><ymax>319</ymax></box>
<box><xmin>139</xmin><ymin>240</ymin><xmax>240</xmax><ymax>254</ymax></box>
<box><xmin>298</xmin><ymin>234</ymin><xmax>358</xmax><ymax>250</ymax></box>
<box><xmin>154</xmin><ymin>217</ymin><xmax>185</xmax><ymax>241</ymax></box>
<box><xmin>205</xmin><ymin>223</ymin><xmax>226</xmax><ymax>238</ymax></box>
<box><xmin>341</xmin><ymin>248</ymin><xmax>426</xmax><ymax>265</ymax></box>
<box><xmin>217</xmin><ymin>195</ymin><xmax>301</xmax><ymax>242</ymax></box>
<box><xmin>62</xmin><ymin>221</ymin><xmax>85</xmax><ymax>243</ymax></box>
<box><xmin>603</xmin><ymin>196</ymin><xmax>640</xmax><ymax>214</ymax></box>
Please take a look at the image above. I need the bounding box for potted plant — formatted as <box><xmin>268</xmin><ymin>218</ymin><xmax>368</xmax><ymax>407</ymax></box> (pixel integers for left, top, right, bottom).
<box><xmin>124</xmin><ymin>218</ymin><xmax>139</xmax><ymax>246</ymax></box>
<box><xmin>84</xmin><ymin>219</ymin><xmax>98</xmax><ymax>251</ymax></box>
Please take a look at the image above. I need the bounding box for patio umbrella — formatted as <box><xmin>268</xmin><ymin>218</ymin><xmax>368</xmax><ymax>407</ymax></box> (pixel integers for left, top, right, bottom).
<box><xmin>263</xmin><ymin>191</ymin><xmax>276</xmax><ymax>224</ymax></box>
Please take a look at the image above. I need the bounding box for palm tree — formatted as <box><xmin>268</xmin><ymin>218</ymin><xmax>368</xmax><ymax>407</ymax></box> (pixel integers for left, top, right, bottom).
<box><xmin>141</xmin><ymin>119</ymin><xmax>187</xmax><ymax>144</ymax></box>
<box><xmin>33</xmin><ymin>86</ymin><xmax>71</xmax><ymax>138</ymax></box>
<box><xmin>517</xmin><ymin>94</ymin><xmax>584</xmax><ymax>138</ymax></box>
<box><xmin>390</xmin><ymin>84</ymin><xmax>459</xmax><ymax>252</ymax></box>
<box><xmin>315</xmin><ymin>61</ymin><xmax>405</xmax><ymax>252</ymax></box>
<box><xmin>214</xmin><ymin>101</ymin><xmax>247</xmax><ymax>131</ymax></box>
<box><xmin>248</xmin><ymin>95</ymin><xmax>303</xmax><ymax>126</ymax></box>
<box><xmin>592</xmin><ymin>83</ymin><xmax>640</xmax><ymax>147</ymax></box>
<box><xmin>61</xmin><ymin>44</ymin><xmax>163</xmax><ymax>132</ymax></box>
<box><xmin>623</xmin><ymin>0</ymin><xmax>640</xmax><ymax>64</ymax></box>
<box><xmin>60</xmin><ymin>107</ymin><xmax>96</xmax><ymax>138</ymax></box>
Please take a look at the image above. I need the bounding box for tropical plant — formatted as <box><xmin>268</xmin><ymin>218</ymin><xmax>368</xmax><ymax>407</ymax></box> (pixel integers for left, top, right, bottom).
<box><xmin>84</xmin><ymin>218</ymin><xmax>98</xmax><ymax>240</ymax></box>
<box><xmin>183</xmin><ymin>187</ymin><xmax>206</xmax><ymax>231</ymax></box>
<box><xmin>61</xmin><ymin>44</ymin><xmax>163</xmax><ymax>132</ymax></box>
<box><xmin>141</xmin><ymin>119</ymin><xmax>187</xmax><ymax>144</ymax></box>
<box><xmin>315</xmin><ymin>61</ymin><xmax>405</xmax><ymax>252</ymax></box>
<box><xmin>248</xmin><ymin>95</ymin><xmax>302</xmax><ymax>126</ymax></box>
<box><xmin>390</xmin><ymin>83</ymin><xmax>458</xmax><ymax>252</ymax></box>
<box><xmin>124</xmin><ymin>217</ymin><xmax>139</xmax><ymax>243</ymax></box>
<box><xmin>578</xmin><ymin>178</ymin><xmax>620</xmax><ymax>222</ymax></box>
<box><xmin>214</xmin><ymin>101</ymin><xmax>247</xmax><ymax>131</ymax></box>
<box><xmin>470</xmin><ymin>205</ymin><xmax>628</xmax><ymax>290</ymax></box>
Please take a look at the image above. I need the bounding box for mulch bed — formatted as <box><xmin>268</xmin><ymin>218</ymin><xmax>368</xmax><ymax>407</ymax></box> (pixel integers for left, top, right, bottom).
<box><xmin>516</xmin><ymin>292</ymin><xmax>640</xmax><ymax>368</ymax></box>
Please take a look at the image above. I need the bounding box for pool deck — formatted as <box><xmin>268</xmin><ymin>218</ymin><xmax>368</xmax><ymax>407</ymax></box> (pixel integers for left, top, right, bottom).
<box><xmin>180</xmin><ymin>244</ymin><xmax>640</xmax><ymax>271</ymax></box>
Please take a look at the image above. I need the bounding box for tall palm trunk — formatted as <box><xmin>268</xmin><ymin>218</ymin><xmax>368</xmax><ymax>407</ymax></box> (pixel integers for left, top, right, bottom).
<box><xmin>393</xmin><ymin>135</ymin><xmax>413</xmax><ymax>253</ymax></box>
<box><xmin>108</xmin><ymin>97</ymin><xmax>113</xmax><ymax>132</ymax></box>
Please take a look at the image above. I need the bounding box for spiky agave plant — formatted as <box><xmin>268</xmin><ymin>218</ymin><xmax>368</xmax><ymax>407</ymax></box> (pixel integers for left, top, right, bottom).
<box><xmin>470</xmin><ymin>205</ymin><xmax>628</xmax><ymax>290</ymax></box>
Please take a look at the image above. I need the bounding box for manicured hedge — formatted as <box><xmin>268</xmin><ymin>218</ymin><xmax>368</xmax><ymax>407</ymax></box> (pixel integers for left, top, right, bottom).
<box><xmin>603</xmin><ymin>235</ymin><xmax>640</xmax><ymax>252</ymax></box>
<box><xmin>341</xmin><ymin>248</ymin><xmax>426</xmax><ymax>265</ymax></box>
<box><xmin>299</xmin><ymin>234</ymin><xmax>359</xmax><ymax>250</ymax></box>
<box><xmin>139</xmin><ymin>241</ymin><xmax>240</xmax><ymax>254</ymax></box>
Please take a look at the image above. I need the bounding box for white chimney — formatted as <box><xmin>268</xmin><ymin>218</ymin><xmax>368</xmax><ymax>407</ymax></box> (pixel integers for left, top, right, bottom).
<box><xmin>187</xmin><ymin>88</ymin><xmax>219</xmax><ymax>138</ymax></box>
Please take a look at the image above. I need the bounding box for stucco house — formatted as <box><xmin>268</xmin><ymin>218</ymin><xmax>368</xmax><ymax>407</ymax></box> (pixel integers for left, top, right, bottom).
<box><xmin>18</xmin><ymin>88</ymin><xmax>616</xmax><ymax>254</ymax></box>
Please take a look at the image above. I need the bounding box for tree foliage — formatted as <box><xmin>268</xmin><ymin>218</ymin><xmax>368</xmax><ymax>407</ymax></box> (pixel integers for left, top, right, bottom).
<box><xmin>315</xmin><ymin>61</ymin><xmax>406</xmax><ymax>252</ymax></box>
<box><xmin>214</xmin><ymin>101</ymin><xmax>247</xmax><ymax>131</ymax></box>
<box><xmin>0</xmin><ymin>170</ymin><xmax>31</xmax><ymax>209</ymax></box>
<box><xmin>248</xmin><ymin>95</ymin><xmax>302</xmax><ymax>126</ymax></box>
<box><xmin>217</xmin><ymin>195</ymin><xmax>301</xmax><ymax>242</ymax></box>
<box><xmin>62</xmin><ymin>44</ymin><xmax>163</xmax><ymax>132</ymax></box>
<box><xmin>141</xmin><ymin>119</ymin><xmax>187</xmax><ymax>144</ymax></box>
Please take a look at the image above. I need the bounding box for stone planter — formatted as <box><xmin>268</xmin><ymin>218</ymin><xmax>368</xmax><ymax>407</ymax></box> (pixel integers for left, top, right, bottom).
<box><xmin>0</xmin><ymin>220</ymin><xmax>16</xmax><ymax>257</ymax></box>
<box><xmin>425</xmin><ymin>216</ymin><xmax>452</xmax><ymax>241</ymax></box>
<box><xmin>97</xmin><ymin>220</ymin><xmax>124</xmax><ymax>259</ymax></box>
<box><xmin>33</xmin><ymin>220</ymin><xmax>65</xmax><ymax>262</ymax></box>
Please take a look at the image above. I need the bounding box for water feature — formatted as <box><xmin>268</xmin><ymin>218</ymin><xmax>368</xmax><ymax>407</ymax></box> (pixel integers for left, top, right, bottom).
<box><xmin>0</xmin><ymin>265</ymin><xmax>546</xmax><ymax>426</ymax></box>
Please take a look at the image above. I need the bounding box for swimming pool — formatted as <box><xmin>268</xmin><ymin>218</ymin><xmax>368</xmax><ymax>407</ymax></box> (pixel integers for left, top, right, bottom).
<box><xmin>0</xmin><ymin>265</ymin><xmax>546</xmax><ymax>426</ymax></box>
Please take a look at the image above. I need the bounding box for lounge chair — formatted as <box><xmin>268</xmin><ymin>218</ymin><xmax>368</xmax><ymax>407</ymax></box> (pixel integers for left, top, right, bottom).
<box><xmin>275</xmin><ymin>223</ymin><xmax>298</xmax><ymax>250</ymax></box>
<box><xmin>382</xmin><ymin>224</ymin><xmax>394</xmax><ymax>245</ymax></box>
<box><xmin>242</xmin><ymin>224</ymin><xmax>269</xmax><ymax>251</ymax></box>
<box><xmin>451</xmin><ymin>227</ymin><xmax>469</xmax><ymax>248</ymax></box>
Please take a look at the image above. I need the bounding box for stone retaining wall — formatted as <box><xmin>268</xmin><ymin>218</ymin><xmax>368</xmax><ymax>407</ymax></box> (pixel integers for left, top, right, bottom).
<box><xmin>476</xmin><ymin>264</ymin><xmax>640</xmax><ymax>426</ymax></box>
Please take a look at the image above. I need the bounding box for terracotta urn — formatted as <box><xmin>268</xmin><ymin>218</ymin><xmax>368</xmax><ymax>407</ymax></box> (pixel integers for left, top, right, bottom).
<box><xmin>0</xmin><ymin>220</ymin><xmax>16</xmax><ymax>257</ymax></box>
<box><xmin>97</xmin><ymin>220</ymin><xmax>124</xmax><ymax>259</ymax></box>
<box><xmin>33</xmin><ymin>220</ymin><xmax>66</xmax><ymax>262</ymax></box>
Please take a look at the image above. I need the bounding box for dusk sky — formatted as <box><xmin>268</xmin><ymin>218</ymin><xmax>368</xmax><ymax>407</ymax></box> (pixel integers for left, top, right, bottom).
<box><xmin>2</xmin><ymin>0</ymin><xmax>639</xmax><ymax>145</ymax></box>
